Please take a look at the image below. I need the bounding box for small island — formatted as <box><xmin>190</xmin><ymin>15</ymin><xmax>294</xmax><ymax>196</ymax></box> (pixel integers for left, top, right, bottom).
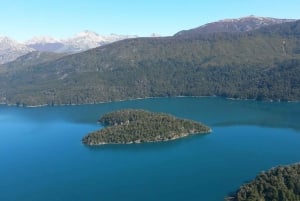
<box><xmin>227</xmin><ymin>163</ymin><xmax>300</xmax><ymax>201</ymax></box>
<box><xmin>82</xmin><ymin>109</ymin><xmax>211</xmax><ymax>145</ymax></box>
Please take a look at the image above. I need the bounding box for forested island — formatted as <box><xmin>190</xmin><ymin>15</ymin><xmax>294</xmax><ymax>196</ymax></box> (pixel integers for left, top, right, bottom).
<box><xmin>82</xmin><ymin>109</ymin><xmax>211</xmax><ymax>145</ymax></box>
<box><xmin>228</xmin><ymin>163</ymin><xmax>300</xmax><ymax>201</ymax></box>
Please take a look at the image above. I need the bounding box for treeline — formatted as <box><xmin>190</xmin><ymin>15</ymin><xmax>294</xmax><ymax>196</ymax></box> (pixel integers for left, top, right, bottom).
<box><xmin>3</xmin><ymin>57</ymin><xmax>300</xmax><ymax>106</ymax></box>
<box><xmin>98</xmin><ymin>109</ymin><xmax>163</xmax><ymax>126</ymax></box>
<box><xmin>82</xmin><ymin>109</ymin><xmax>211</xmax><ymax>145</ymax></box>
<box><xmin>228</xmin><ymin>163</ymin><xmax>300</xmax><ymax>201</ymax></box>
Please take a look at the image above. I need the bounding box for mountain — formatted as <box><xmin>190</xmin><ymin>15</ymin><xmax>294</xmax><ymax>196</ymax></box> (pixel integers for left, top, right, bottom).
<box><xmin>59</xmin><ymin>30</ymin><xmax>137</xmax><ymax>52</ymax></box>
<box><xmin>1</xmin><ymin>19</ymin><xmax>300</xmax><ymax>106</ymax></box>
<box><xmin>175</xmin><ymin>15</ymin><xmax>296</xmax><ymax>37</ymax></box>
<box><xmin>25</xmin><ymin>36</ymin><xmax>64</xmax><ymax>52</ymax></box>
<box><xmin>0</xmin><ymin>36</ymin><xmax>34</xmax><ymax>65</ymax></box>
<box><xmin>25</xmin><ymin>31</ymin><xmax>137</xmax><ymax>53</ymax></box>
<box><xmin>1</xmin><ymin>16</ymin><xmax>294</xmax><ymax>65</ymax></box>
<box><xmin>0</xmin><ymin>31</ymin><xmax>137</xmax><ymax>65</ymax></box>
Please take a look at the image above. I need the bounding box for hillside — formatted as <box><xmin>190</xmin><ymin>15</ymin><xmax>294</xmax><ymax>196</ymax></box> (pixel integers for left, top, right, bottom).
<box><xmin>0</xmin><ymin>20</ymin><xmax>300</xmax><ymax>106</ymax></box>
<box><xmin>228</xmin><ymin>163</ymin><xmax>300</xmax><ymax>201</ymax></box>
<box><xmin>0</xmin><ymin>51</ymin><xmax>68</xmax><ymax>73</ymax></box>
<box><xmin>82</xmin><ymin>109</ymin><xmax>211</xmax><ymax>145</ymax></box>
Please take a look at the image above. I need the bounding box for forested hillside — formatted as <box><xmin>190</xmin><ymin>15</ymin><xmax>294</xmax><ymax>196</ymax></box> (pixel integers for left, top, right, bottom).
<box><xmin>0</xmin><ymin>20</ymin><xmax>300</xmax><ymax>106</ymax></box>
<box><xmin>229</xmin><ymin>163</ymin><xmax>300</xmax><ymax>201</ymax></box>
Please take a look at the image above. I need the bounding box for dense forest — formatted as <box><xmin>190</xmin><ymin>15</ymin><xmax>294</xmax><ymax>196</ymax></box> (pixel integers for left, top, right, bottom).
<box><xmin>228</xmin><ymin>163</ymin><xmax>300</xmax><ymax>201</ymax></box>
<box><xmin>82</xmin><ymin>109</ymin><xmax>211</xmax><ymax>145</ymax></box>
<box><xmin>0</xmin><ymin>20</ymin><xmax>300</xmax><ymax>106</ymax></box>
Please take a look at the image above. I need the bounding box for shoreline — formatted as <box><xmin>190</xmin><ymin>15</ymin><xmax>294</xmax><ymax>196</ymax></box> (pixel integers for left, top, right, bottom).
<box><xmin>2</xmin><ymin>95</ymin><xmax>299</xmax><ymax>108</ymax></box>
<box><xmin>83</xmin><ymin>129</ymin><xmax>213</xmax><ymax>146</ymax></box>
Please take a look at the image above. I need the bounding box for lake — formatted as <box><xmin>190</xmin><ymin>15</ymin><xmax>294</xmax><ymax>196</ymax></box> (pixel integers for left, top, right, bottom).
<box><xmin>1</xmin><ymin>97</ymin><xmax>300</xmax><ymax>201</ymax></box>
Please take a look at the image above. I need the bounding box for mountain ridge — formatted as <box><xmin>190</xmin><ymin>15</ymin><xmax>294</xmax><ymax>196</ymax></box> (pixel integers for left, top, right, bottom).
<box><xmin>0</xmin><ymin>36</ymin><xmax>34</xmax><ymax>64</ymax></box>
<box><xmin>1</xmin><ymin>18</ymin><xmax>300</xmax><ymax>106</ymax></box>
<box><xmin>0</xmin><ymin>16</ymin><xmax>296</xmax><ymax>65</ymax></box>
<box><xmin>175</xmin><ymin>16</ymin><xmax>296</xmax><ymax>37</ymax></box>
<box><xmin>1</xmin><ymin>19</ymin><xmax>300</xmax><ymax>106</ymax></box>
<box><xmin>24</xmin><ymin>30</ymin><xmax>138</xmax><ymax>53</ymax></box>
<box><xmin>0</xmin><ymin>31</ymin><xmax>138</xmax><ymax>64</ymax></box>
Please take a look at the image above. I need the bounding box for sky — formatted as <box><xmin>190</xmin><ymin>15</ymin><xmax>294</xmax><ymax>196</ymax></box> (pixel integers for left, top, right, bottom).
<box><xmin>1</xmin><ymin>0</ymin><xmax>300</xmax><ymax>42</ymax></box>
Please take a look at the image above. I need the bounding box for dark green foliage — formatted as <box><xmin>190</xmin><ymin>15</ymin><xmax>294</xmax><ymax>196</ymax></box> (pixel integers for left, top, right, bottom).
<box><xmin>229</xmin><ymin>163</ymin><xmax>300</xmax><ymax>201</ymax></box>
<box><xmin>1</xmin><ymin>21</ymin><xmax>300</xmax><ymax>105</ymax></box>
<box><xmin>82</xmin><ymin>109</ymin><xmax>211</xmax><ymax>145</ymax></box>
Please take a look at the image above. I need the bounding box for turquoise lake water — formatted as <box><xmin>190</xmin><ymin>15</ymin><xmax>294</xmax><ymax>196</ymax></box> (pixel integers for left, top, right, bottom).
<box><xmin>1</xmin><ymin>97</ymin><xmax>300</xmax><ymax>201</ymax></box>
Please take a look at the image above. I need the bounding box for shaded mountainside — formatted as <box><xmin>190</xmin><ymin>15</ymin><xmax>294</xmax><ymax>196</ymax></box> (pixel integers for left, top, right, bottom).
<box><xmin>1</xmin><ymin>20</ymin><xmax>300</xmax><ymax>106</ymax></box>
<box><xmin>228</xmin><ymin>163</ymin><xmax>300</xmax><ymax>201</ymax></box>
<box><xmin>82</xmin><ymin>109</ymin><xmax>211</xmax><ymax>145</ymax></box>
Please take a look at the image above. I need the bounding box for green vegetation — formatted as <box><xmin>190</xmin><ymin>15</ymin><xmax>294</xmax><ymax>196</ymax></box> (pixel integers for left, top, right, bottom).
<box><xmin>82</xmin><ymin>109</ymin><xmax>211</xmax><ymax>145</ymax></box>
<box><xmin>0</xmin><ymin>51</ymin><xmax>67</xmax><ymax>73</ymax></box>
<box><xmin>228</xmin><ymin>163</ymin><xmax>300</xmax><ymax>201</ymax></box>
<box><xmin>1</xmin><ymin>21</ymin><xmax>300</xmax><ymax>105</ymax></box>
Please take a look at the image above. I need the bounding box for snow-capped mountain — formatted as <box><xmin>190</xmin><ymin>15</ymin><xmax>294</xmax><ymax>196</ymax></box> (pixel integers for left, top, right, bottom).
<box><xmin>175</xmin><ymin>15</ymin><xmax>296</xmax><ymax>37</ymax></box>
<box><xmin>61</xmin><ymin>30</ymin><xmax>110</xmax><ymax>52</ymax></box>
<box><xmin>25</xmin><ymin>36</ymin><xmax>64</xmax><ymax>52</ymax></box>
<box><xmin>26</xmin><ymin>36</ymin><xmax>60</xmax><ymax>44</ymax></box>
<box><xmin>25</xmin><ymin>31</ymin><xmax>137</xmax><ymax>53</ymax></box>
<box><xmin>0</xmin><ymin>36</ymin><xmax>34</xmax><ymax>64</ymax></box>
<box><xmin>0</xmin><ymin>31</ymin><xmax>137</xmax><ymax>65</ymax></box>
<box><xmin>0</xmin><ymin>16</ymin><xmax>295</xmax><ymax>65</ymax></box>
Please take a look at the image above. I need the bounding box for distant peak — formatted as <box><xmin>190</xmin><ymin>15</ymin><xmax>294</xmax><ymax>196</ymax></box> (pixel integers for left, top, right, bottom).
<box><xmin>75</xmin><ymin>30</ymin><xmax>99</xmax><ymax>37</ymax></box>
<box><xmin>0</xmin><ymin>36</ymin><xmax>21</xmax><ymax>44</ymax></box>
<box><xmin>174</xmin><ymin>16</ymin><xmax>297</xmax><ymax>37</ymax></box>
<box><xmin>25</xmin><ymin>36</ymin><xmax>59</xmax><ymax>44</ymax></box>
<box><xmin>243</xmin><ymin>15</ymin><xmax>264</xmax><ymax>19</ymax></box>
<box><xmin>150</xmin><ymin>33</ymin><xmax>161</xmax><ymax>37</ymax></box>
<box><xmin>219</xmin><ymin>15</ymin><xmax>296</xmax><ymax>23</ymax></box>
<box><xmin>0</xmin><ymin>35</ymin><xmax>11</xmax><ymax>41</ymax></box>
<box><xmin>219</xmin><ymin>15</ymin><xmax>263</xmax><ymax>22</ymax></box>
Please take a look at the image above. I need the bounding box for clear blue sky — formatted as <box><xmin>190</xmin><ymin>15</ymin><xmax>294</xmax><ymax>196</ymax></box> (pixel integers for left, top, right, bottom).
<box><xmin>1</xmin><ymin>0</ymin><xmax>299</xmax><ymax>41</ymax></box>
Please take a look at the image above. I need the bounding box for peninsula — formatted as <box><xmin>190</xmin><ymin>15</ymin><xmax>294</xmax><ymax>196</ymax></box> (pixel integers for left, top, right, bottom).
<box><xmin>82</xmin><ymin>109</ymin><xmax>211</xmax><ymax>145</ymax></box>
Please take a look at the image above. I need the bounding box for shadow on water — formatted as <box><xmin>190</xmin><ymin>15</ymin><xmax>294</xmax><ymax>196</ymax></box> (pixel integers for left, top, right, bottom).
<box><xmin>1</xmin><ymin>96</ymin><xmax>300</xmax><ymax>129</ymax></box>
<box><xmin>213</xmin><ymin>121</ymin><xmax>300</xmax><ymax>132</ymax></box>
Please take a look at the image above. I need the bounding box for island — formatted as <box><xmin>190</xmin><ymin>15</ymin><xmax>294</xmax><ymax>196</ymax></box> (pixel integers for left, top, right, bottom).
<box><xmin>227</xmin><ymin>163</ymin><xmax>300</xmax><ymax>201</ymax></box>
<box><xmin>82</xmin><ymin>109</ymin><xmax>211</xmax><ymax>145</ymax></box>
